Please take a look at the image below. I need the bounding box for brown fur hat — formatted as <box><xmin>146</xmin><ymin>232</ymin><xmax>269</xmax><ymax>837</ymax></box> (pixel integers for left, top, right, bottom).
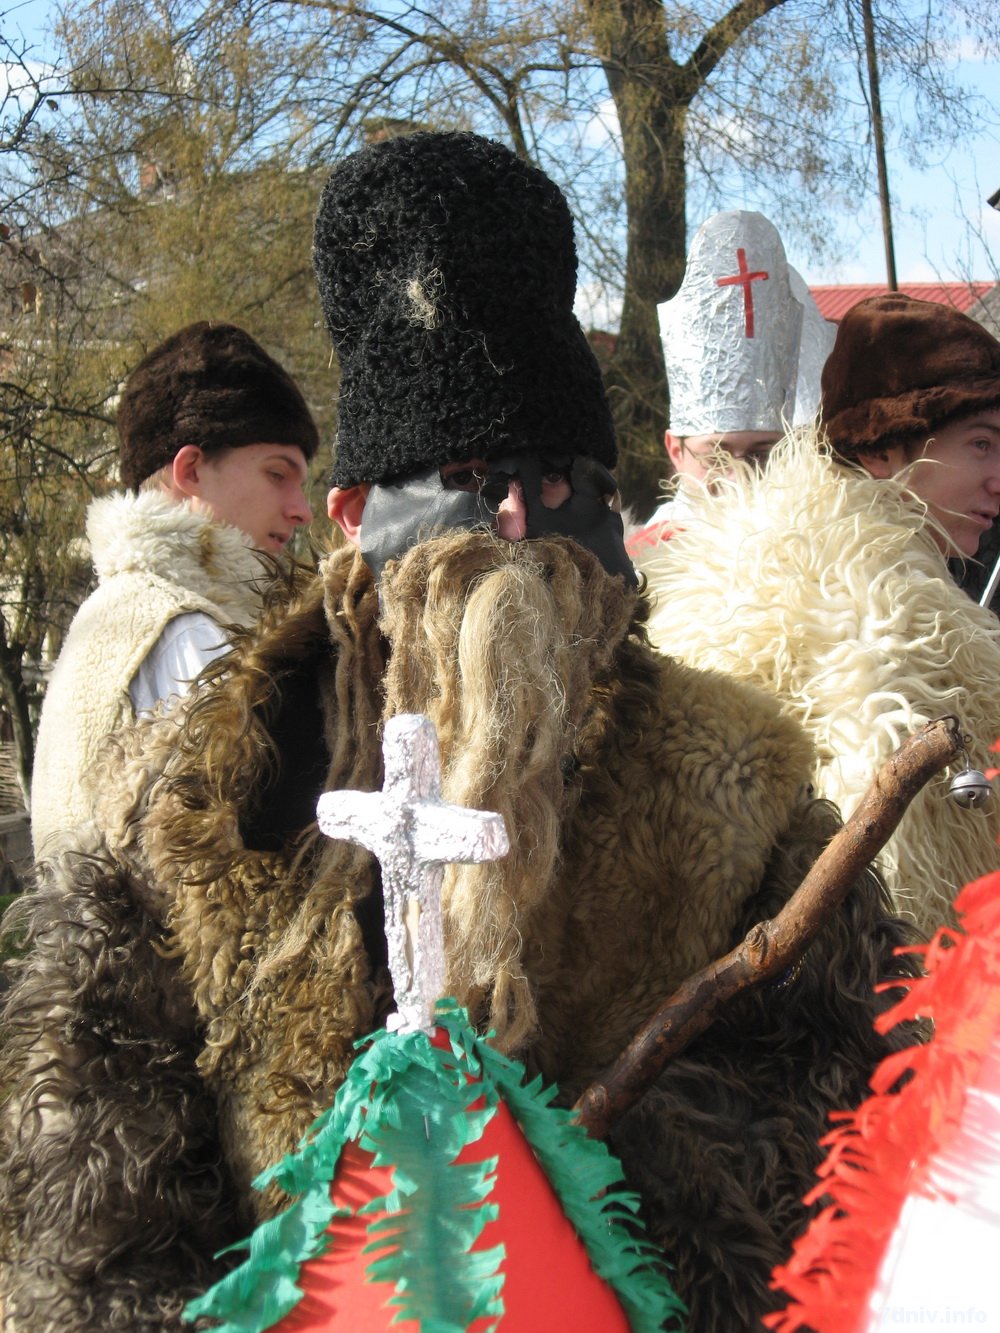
<box><xmin>821</xmin><ymin>293</ymin><xmax>1000</xmax><ymax>461</ymax></box>
<box><xmin>116</xmin><ymin>321</ymin><xmax>320</xmax><ymax>490</ymax></box>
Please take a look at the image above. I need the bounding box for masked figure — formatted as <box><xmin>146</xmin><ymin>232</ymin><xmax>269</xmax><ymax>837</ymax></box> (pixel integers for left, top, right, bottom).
<box><xmin>0</xmin><ymin>133</ymin><xmax>919</xmax><ymax>1333</ymax></box>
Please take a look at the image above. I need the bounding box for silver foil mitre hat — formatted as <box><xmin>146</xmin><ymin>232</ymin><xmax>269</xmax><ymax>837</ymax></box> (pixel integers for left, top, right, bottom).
<box><xmin>789</xmin><ymin>266</ymin><xmax>837</xmax><ymax>427</ymax></box>
<box><xmin>658</xmin><ymin>210</ymin><xmax>803</xmax><ymax>435</ymax></box>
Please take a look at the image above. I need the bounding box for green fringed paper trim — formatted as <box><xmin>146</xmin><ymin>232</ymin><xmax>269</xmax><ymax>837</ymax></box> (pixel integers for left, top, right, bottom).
<box><xmin>184</xmin><ymin>999</ymin><xmax>685</xmax><ymax>1332</ymax></box>
<box><xmin>351</xmin><ymin>1049</ymin><xmax>505</xmax><ymax>1329</ymax></box>
<box><xmin>438</xmin><ymin>1004</ymin><xmax>685</xmax><ymax>1333</ymax></box>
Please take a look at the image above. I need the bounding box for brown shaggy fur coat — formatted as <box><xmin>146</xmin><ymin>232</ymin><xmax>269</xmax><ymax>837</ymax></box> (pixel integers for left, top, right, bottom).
<box><xmin>0</xmin><ymin>533</ymin><xmax>919</xmax><ymax>1331</ymax></box>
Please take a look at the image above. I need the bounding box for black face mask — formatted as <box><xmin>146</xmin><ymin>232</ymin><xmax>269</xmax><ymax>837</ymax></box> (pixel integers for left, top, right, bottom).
<box><xmin>358</xmin><ymin>452</ymin><xmax>637</xmax><ymax>587</ymax></box>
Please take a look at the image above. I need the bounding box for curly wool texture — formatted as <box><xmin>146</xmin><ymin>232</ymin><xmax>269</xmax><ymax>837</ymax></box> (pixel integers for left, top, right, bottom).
<box><xmin>0</xmin><ymin>841</ymin><xmax>245</xmax><ymax>1330</ymax></box>
<box><xmin>636</xmin><ymin>429</ymin><xmax>1000</xmax><ymax>934</ymax></box>
<box><xmin>30</xmin><ymin>489</ymin><xmax>268</xmax><ymax>855</ymax></box>
<box><xmin>314</xmin><ymin>131</ymin><xmax>615</xmax><ymax>486</ymax></box>
<box><xmin>2</xmin><ymin>528</ymin><xmax>923</xmax><ymax>1331</ymax></box>
<box><xmin>610</xmin><ymin>800</ymin><xmax>921</xmax><ymax>1333</ymax></box>
<box><xmin>93</xmin><ymin>555</ymin><xmax>392</xmax><ymax>1206</ymax></box>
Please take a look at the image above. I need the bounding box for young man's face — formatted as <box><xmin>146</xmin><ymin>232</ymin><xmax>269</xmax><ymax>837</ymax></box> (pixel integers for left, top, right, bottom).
<box><xmin>193</xmin><ymin>443</ymin><xmax>313</xmax><ymax>553</ymax></box>
<box><xmin>665</xmin><ymin>430</ymin><xmax>780</xmax><ymax>487</ymax></box>
<box><xmin>860</xmin><ymin>410</ymin><xmax>1000</xmax><ymax>558</ymax></box>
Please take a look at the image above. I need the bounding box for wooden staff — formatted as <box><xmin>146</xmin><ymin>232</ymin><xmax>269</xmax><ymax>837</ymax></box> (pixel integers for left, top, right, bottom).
<box><xmin>574</xmin><ymin>715</ymin><xmax>966</xmax><ymax>1140</ymax></box>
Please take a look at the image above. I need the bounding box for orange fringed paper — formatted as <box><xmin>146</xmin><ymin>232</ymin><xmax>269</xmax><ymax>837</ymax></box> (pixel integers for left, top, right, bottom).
<box><xmin>766</xmin><ymin>870</ymin><xmax>1000</xmax><ymax>1333</ymax></box>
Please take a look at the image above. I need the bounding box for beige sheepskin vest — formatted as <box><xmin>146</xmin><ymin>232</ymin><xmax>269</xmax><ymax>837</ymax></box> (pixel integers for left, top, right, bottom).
<box><xmin>31</xmin><ymin>490</ymin><xmax>266</xmax><ymax>854</ymax></box>
<box><xmin>635</xmin><ymin>430</ymin><xmax>1000</xmax><ymax>934</ymax></box>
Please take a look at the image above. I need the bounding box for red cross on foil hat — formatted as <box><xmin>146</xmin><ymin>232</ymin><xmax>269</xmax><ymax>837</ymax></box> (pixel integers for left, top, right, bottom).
<box><xmin>658</xmin><ymin>210</ymin><xmax>803</xmax><ymax>436</ymax></box>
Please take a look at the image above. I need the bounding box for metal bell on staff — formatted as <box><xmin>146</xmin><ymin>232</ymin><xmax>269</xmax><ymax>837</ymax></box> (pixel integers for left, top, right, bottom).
<box><xmin>948</xmin><ymin>761</ymin><xmax>994</xmax><ymax>809</ymax></box>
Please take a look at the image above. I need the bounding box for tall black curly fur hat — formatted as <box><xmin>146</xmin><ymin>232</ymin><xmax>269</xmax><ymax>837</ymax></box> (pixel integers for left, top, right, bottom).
<box><xmin>314</xmin><ymin>131</ymin><xmax>617</xmax><ymax>487</ymax></box>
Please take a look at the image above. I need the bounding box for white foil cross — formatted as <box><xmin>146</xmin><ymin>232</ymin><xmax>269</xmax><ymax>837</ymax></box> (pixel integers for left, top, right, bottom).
<box><xmin>316</xmin><ymin>713</ymin><xmax>510</xmax><ymax>1035</ymax></box>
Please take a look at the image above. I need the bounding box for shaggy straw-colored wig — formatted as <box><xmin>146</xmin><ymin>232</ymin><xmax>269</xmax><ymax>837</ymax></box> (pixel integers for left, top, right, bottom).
<box><xmin>379</xmin><ymin>527</ymin><xmax>635</xmax><ymax>1050</ymax></box>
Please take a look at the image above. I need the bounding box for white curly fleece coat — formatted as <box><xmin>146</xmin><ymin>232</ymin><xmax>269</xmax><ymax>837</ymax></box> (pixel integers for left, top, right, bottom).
<box><xmin>31</xmin><ymin>491</ymin><xmax>266</xmax><ymax>853</ymax></box>
<box><xmin>636</xmin><ymin>429</ymin><xmax>1000</xmax><ymax>934</ymax></box>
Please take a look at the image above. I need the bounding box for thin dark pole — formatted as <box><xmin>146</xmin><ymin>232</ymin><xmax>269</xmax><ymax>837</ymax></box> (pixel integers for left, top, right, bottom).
<box><xmin>860</xmin><ymin>0</ymin><xmax>898</xmax><ymax>290</ymax></box>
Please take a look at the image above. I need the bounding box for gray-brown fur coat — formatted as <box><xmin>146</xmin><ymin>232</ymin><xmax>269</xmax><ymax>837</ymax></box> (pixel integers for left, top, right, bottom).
<box><xmin>0</xmin><ymin>534</ymin><xmax>919</xmax><ymax>1331</ymax></box>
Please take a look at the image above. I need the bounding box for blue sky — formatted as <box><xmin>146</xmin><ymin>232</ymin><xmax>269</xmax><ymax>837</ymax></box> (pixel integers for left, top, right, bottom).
<box><xmin>5</xmin><ymin>0</ymin><xmax>998</xmax><ymax>287</ymax></box>
<box><xmin>788</xmin><ymin>50</ymin><xmax>1000</xmax><ymax>286</ymax></box>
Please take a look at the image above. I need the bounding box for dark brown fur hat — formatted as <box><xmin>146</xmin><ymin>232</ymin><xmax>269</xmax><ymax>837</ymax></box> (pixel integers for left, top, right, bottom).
<box><xmin>116</xmin><ymin>321</ymin><xmax>320</xmax><ymax>490</ymax></box>
<box><xmin>821</xmin><ymin>293</ymin><xmax>1000</xmax><ymax>461</ymax></box>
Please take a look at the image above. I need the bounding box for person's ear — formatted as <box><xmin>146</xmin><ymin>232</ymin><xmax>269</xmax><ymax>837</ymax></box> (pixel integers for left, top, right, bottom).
<box><xmin>856</xmin><ymin>448</ymin><xmax>899</xmax><ymax>480</ymax></box>
<box><xmin>664</xmin><ymin>432</ymin><xmax>685</xmax><ymax>471</ymax></box>
<box><xmin>327</xmin><ymin>484</ymin><xmax>370</xmax><ymax>546</ymax></box>
<box><xmin>170</xmin><ymin>444</ymin><xmax>208</xmax><ymax>498</ymax></box>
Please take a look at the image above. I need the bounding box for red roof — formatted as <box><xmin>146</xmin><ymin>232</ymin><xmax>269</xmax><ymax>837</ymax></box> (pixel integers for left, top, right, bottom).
<box><xmin>809</xmin><ymin>282</ymin><xmax>995</xmax><ymax>323</ymax></box>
